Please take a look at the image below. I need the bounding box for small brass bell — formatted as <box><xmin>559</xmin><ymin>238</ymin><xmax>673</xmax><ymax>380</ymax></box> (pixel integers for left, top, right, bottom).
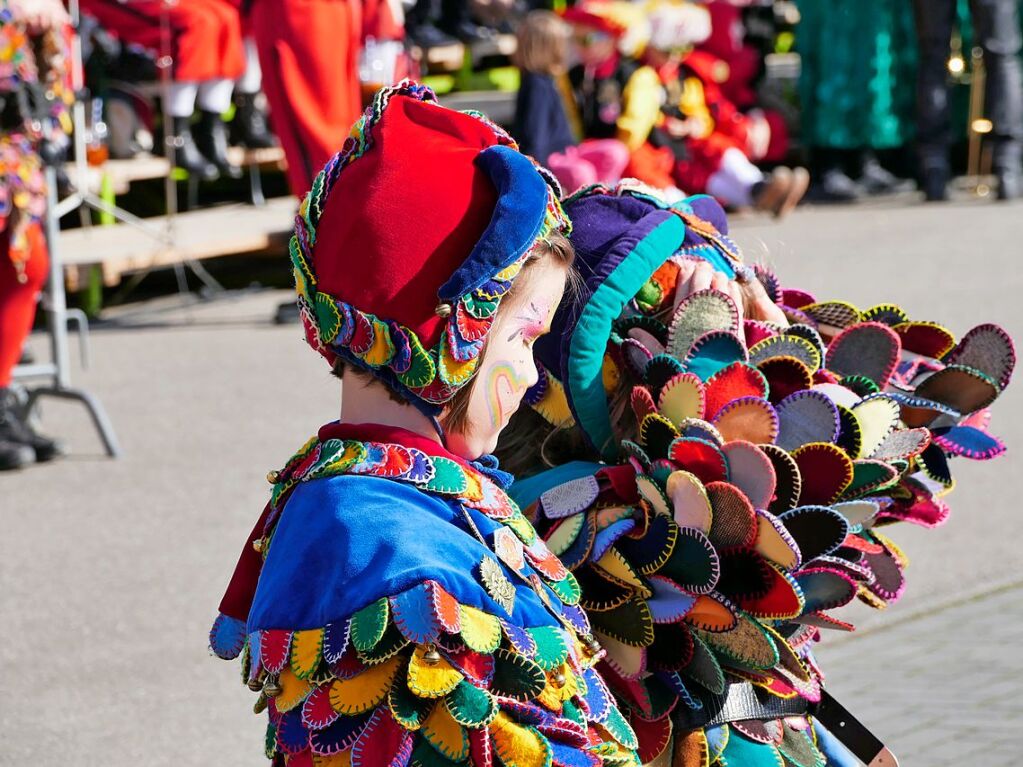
<box><xmin>553</xmin><ymin>672</ymin><xmax>567</xmax><ymax>688</ymax></box>
<box><xmin>251</xmin><ymin>538</ymin><xmax>264</xmax><ymax>554</ymax></box>
<box><xmin>267</xmin><ymin>470</ymin><xmax>281</xmax><ymax>484</ymax></box>
<box><xmin>247</xmin><ymin>674</ymin><xmax>265</xmax><ymax>692</ymax></box>
<box><xmin>263</xmin><ymin>676</ymin><xmax>283</xmax><ymax>697</ymax></box>
<box><xmin>423</xmin><ymin>646</ymin><xmax>442</xmax><ymax>665</ymax></box>
<box><xmin>584</xmin><ymin>635</ymin><xmax>601</xmax><ymax>653</ymax></box>
<box><xmin>435</xmin><ymin>302</ymin><xmax>453</xmax><ymax>318</ymax></box>
<box><xmin>253</xmin><ymin>693</ymin><xmax>269</xmax><ymax>714</ymax></box>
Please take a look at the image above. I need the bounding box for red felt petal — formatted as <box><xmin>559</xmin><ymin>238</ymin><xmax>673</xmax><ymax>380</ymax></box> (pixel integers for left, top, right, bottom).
<box><xmin>703</xmin><ymin>363</ymin><xmax>769</xmax><ymax>421</ymax></box>
<box><xmin>757</xmin><ymin>356</ymin><xmax>814</xmax><ymax>405</ymax></box>
<box><xmin>734</xmin><ymin>566</ymin><xmax>804</xmax><ymax>620</ymax></box>
<box><xmin>302</xmin><ymin>684</ymin><xmax>340</xmax><ymax>730</ymax></box>
<box><xmin>351</xmin><ymin>709</ymin><xmax>413</xmax><ymax>767</ymax></box>
<box><xmin>260</xmin><ymin>629</ymin><xmax>294</xmax><ymax>674</ymax></box>
<box><xmin>791</xmin><ymin>443</ymin><xmax>853</xmax><ymax>505</ymax></box>
<box><xmin>632</xmin><ymin>386</ymin><xmax>657</xmax><ymax>423</ymax></box>
<box><xmin>631</xmin><ymin>714</ymin><xmax>673</xmax><ymax>764</ymax></box>
<box><xmin>669</xmin><ymin>439</ymin><xmax>729</xmax><ymax>485</ymax></box>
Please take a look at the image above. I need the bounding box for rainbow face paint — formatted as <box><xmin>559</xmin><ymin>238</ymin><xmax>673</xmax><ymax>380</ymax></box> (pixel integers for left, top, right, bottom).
<box><xmin>484</xmin><ymin>362</ymin><xmax>532</xmax><ymax>429</ymax></box>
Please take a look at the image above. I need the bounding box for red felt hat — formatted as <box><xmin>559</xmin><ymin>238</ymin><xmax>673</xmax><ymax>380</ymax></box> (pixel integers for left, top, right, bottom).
<box><xmin>291</xmin><ymin>81</ymin><xmax>569</xmax><ymax>413</ymax></box>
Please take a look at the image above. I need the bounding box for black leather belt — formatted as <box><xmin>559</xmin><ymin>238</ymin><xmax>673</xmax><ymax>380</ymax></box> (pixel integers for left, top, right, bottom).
<box><xmin>675</xmin><ymin>684</ymin><xmax>899</xmax><ymax>766</ymax></box>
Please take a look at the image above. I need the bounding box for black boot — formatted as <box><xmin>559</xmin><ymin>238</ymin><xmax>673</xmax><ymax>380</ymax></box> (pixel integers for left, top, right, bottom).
<box><xmin>0</xmin><ymin>438</ymin><xmax>33</xmax><ymax>471</ymax></box>
<box><xmin>232</xmin><ymin>92</ymin><xmax>276</xmax><ymax>149</ymax></box>
<box><xmin>920</xmin><ymin>162</ymin><xmax>949</xmax><ymax>202</ymax></box>
<box><xmin>0</xmin><ymin>388</ymin><xmax>62</xmax><ymax>464</ymax></box>
<box><xmin>194</xmin><ymin>110</ymin><xmax>243</xmax><ymax>179</ymax></box>
<box><xmin>170</xmin><ymin>116</ymin><xmax>219</xmax><ymax>181</ymax></box>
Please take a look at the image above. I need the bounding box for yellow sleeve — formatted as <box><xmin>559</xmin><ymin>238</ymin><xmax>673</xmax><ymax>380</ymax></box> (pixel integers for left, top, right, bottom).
<box><xmin>679</xmin><ymin>77</ymin><xmax>714</xmax><ymax>139</ymax></box>
<box><xmin>617</xmin><ymin>66</ymin><xmax>663</xmax><ymax>152</ymax></box>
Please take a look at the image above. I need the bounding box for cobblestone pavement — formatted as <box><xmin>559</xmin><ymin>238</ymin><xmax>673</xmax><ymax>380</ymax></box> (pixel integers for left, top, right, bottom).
<box><xmin>3</xmin><ymin>199</ymin><xmax>1023</xmax><ymax>765</ymax></box>
<box><xmin>814</xmin><ymin>583</ymin><xmax>1023</xmax><ymax>766</ymax></box>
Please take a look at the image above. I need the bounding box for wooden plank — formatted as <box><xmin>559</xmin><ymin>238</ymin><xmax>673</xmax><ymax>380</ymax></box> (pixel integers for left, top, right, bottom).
<box><xmin>57</xmin><ymin>197</ymin><xmax>295</xmax><ymax>287</ymax></box>
<box><xmin>62</xmin><ymin>147</ymin><xmax>287</xmax><ymax>194</ymax></box>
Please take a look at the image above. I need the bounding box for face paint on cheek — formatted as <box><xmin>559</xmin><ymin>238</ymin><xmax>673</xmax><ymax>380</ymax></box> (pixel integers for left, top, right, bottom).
<box><xmin>508</xmin><ymin>299</ymin><xmax>555</xmax><ymax>344</ymax></box>
<box><xmin>484</xmin><ymin>362</ymin><xmax>532</xmax><ymax>429</ymax></box>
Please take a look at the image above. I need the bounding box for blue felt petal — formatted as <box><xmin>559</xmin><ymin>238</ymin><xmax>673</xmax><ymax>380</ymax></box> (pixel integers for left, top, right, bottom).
<box><xmin>704</xmin><ymin>725</ymin><xmax>728</xmax><ymax>757</ymax></box>
<box><xmin>390</xmin><ymin>584</ymin><xmax>442</xmax><ymax>644</ymax></box>
<box><xmin>581</xmin><ymin>667</ymin><xmax>612</xmax><ymax>722</ymax></box>
<box><xmin>209</xmin><ymin>613</ymin><xmax>247</xmax><ymax>659</ymax></box>
<box><xmin>685</xmin><ymin>332</ymin><xmax>747</xmax><ymax>382</ymax></box>
<box><xmin>276</xmin><ymin>707</ymin><xmax>311</xmax><ymax>755</ymax></box>
<box><xmin>322</xmin><ymin>620</ymin><xmax>350</xmax><ymax>665</ymax></box>
<box><xmin>591</xmin><ymin>518</ymin><xmax>637</xmax><ymax>561</ymax></box>
<box><xmin>310</xmin><ymin>710</ymin><xmax>372</xmax><ymax>755</ymax></box>
<box><xmin>551</xmin><ymin>742</ymin><xmax>601</xmax><ymax>767</ymax></box>
<box><xmin>933</xmin><ymin>425</ymin><xmax>1006</xmax><ymax>459</ymax></box>
<box><xmin>662</xmin><ymin>672</ymin><xmax>703</xmax><ymax>711</ymax></box>
<box><xmin>647</xmin><ymin>577</ymin><xmax>698</xmax><ymax>623</ymax></box>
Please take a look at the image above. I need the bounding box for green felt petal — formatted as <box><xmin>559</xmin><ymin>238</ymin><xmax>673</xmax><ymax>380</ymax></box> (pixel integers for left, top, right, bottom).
<box><xmin>446</xmin><ymin>680</ymin><xmax>498</xmax><ymax>727</ymax></box>
<box><xmin>491</xmin><ymin>649</ymin><xmax>547</xmax><ymax>700</ymax></box>
<box><xmin>389</xmin><ymin>679</ymin><xmax>433</xmax><ymax>730</ymax></box>
<box><xmin>351</xmin><ymin>598</ymin><xmax>390</xmax><ymax>652</ymax></box>
<box><xmin>525</xmin><ymin>626</ymin><xmax>569</xmax><ymax>670</ymax></box>
<box><xmin>426</xmin><ymin>457</ymin><xmax>469</xmax><ymax>495</ymax></box>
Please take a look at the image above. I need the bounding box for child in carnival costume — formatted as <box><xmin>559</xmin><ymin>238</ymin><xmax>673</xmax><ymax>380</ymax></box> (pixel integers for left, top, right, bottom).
<box><xmin>209</xmin><ymin>81</ymin><xmax>642</xmax><ymax>767</ymax></box>
<box><xmin>495</xmin><ymin>183</ymin><xmax>1013</xmax><ymax>766</ymax></box>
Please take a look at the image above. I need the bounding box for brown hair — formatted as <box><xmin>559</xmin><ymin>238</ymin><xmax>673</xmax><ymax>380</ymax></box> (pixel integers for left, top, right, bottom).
<box><xmin>441</xmin><ymin>230</ymin><xmax>576</xmax><ymax>436</ymax></box>
<box><xmin>514</xmin><ymin>10</ymin><xmax>571</xmax><ymax>75</ymax></box>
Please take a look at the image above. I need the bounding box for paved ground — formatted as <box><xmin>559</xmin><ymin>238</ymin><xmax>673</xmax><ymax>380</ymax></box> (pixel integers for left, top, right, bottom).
<box><xmin>3</xmin><ymin>197</ymin><xmax>1023</xmax><ymax>765</ymax></box>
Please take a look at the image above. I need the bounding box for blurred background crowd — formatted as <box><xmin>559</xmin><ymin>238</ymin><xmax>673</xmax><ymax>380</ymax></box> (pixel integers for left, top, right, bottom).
<box><xmin>2</xmin><ymin>0</ymin><xmax>1023</xmax><ymax>472</ymax></box>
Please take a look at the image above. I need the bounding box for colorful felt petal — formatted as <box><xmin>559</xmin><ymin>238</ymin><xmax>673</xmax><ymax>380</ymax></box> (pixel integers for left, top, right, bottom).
<box><xmin>722</xmin><ymin>441</ymin><xmax>776</xmax><ymax>509</ymax></box>
<box><xmin>755</xmin><ymin>510</ymin><xmax>801</xmax><ymax>570</ymax></box>
<box><xmin>458</xmin><ymin>606</ymin><xmax>502</xmax><ymax>653</ymax></box>
<box><xmin>422</xmin><ymin>700</ymin><xmax>470</xmax><ymax>761</ymax></box>
<box><xmin>686</xmin><ymin>594</ymin><xmax>738</xmax><ymax>632</ymax></box>
<box><xmin>660</xmin><ymin>526</ymin><xmax>720</xmax><ymax>594</ymax></box>
<box><xmin>667</xmin><ymin>289</ymin><xmax>740</xmax><ymax>360</ymax></box>
<box><xmin>686</xmin><ymin>331</ymin><xmax>749</xmax><ymax>382</ymax></box>
<box><xmin>329</xmin><ymin>654</ymin><xmax>402</xmax><ymax>714</ymax></box>
<box><xmin>749</xmin><ymin>335</ymin><xmax>821</xmax><ymax>371</ymax></box>
<box><xmin>703</xmin><ymin>363</ymin><xmax>769</xmax><ymax>421</ymax></box>
<box><xmin>791</xmin><ymin>443</ymin><xmax>853</xmax><ymax>505</ymax></box>
<box><xmin>646</xmin><ymin>574</ymin><xmax>698</xmax><ymax>622</ymax></box>
<box><xmin>350</xmin><ymin>599</ymin><xmax>390</xmax><ymax>652</ymax></box>
<box><xmin>489</xmin><ymin>712</ymin><xmax>552</xmax><ymax>767</ymax></box>
<box><xmin>775</xmin><ymin>391</ymin><xmax>840</xmax><ymax>451</ymax></box>
<box><xmin>842</xmin><ymin>459</ymin><xmax>898</xmax><ymax>499</ymax></box>
<box><xmin>705</xmin><ymin>481</ymin><xmax>757</xmax><ymax>549</ymax></box>
<box><xmin>915</xmin><ymin>365</ymin><xmax>999</xmax><ymax>415</ymax></box>
<box><xmin>894</xmin><ymin>321</ymin><xmax>956</xmax><ymax>359</ymax></box>
<box><xmin>794</xmin><ymin>569</ymin><xmax>857</xmax><ymax>613</ymax></box>
<box><xmin>712</xmin><ymin>397</ymin><xmax>779</xmax><ymax>445</ymax></box>
<box><xmin>700</xmin><ymin>612</ymin><xmax>779</xmax><ymax>670</ymax></box>
<box><xmin>760</xmin><ymin>444</ymin><xmax>802</xmax><ymax>515</ymax></box>
<box><xmin>851</xmin><ymin>395</ymin><xmax>900</xmax><ymax>458</ymax></box>
<box><xmin>826</xmin><ymin>322</ymin><xmax>901</xmax><ymax>387</ymax></box>
<box><xmin>945</xmin><ymin>323</ymin><xmax>1015</xmax><ymax>390</ymax></box>
<box><xmin>658</xmin><ymin>372</ymin><xmax>706</xmax><ymax>426</ymax></box>
<box><xmin>932</xmin><ymin>425</ymin><xmax>1006</xmax><ymax>459</ymax></box>
<box><xmin>292</xmin><ymin>629</ymin><xmax>324</xmax><ymax>679</ymax></box>
<box><xmin>303</xmin><ymin>684</ymin><xmax>340</xmax><ymax>730</ymax></box>
<box><xmin>407</xmin><ymin>646</ymin><xmax>463</xmax><ymax>699</ymax></box>
<box><xmin>310</xmin><ymin>712</ymin><xmax>371</xmax><ymax>756</ymax></box>
<box><xmin>391</xmin><ymin>584</ymin><xmax>443</xmax><ymax>645</ymax></box>
<box><xmin>351</xmin><ymin>708</ymin><xmax>413</xmax><ymax>767</ymax></box>
<box><xmin>261</xmin><ymin>630</ymin><xmax>294</xmax><ymax>675</ymax></box>
<box><xmin>540</xmin><ymin>475</ymin><xmax>600</xmax><ymax>520</ymax></box>
<box><xmin>778</xmin><ymin>506</ymin><xmax>849</xmax><ymax>563</ymax></box>
<box><xmin>667</xmin><ymin>470</ymin><xmax>713</xmax><ymax>533</ymax></box>
<box><xmin>669</xmin><ymin>438</ymin><xmax>729</xmax><ymax>484</ymax></box>
<box><xmin>757</xmin><ymin>356</ymin><xmax>815</xmax><ymax>405</ymax></box>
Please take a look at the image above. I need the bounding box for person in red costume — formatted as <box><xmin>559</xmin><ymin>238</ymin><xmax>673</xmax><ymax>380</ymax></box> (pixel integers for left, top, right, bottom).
<box><xmin>80</xmin><ymin>0</ymin><xmax>251</xmax><ymax>180</ymax></box>
<box><xmin>248</xmin><ymin>0</ymin><xmax>365</xmax><ymax>196</ymax></box>
<box><xmin>0</xmin><ymin>0</ymin><xmax>71</xmax><ymax>470</ymax></box>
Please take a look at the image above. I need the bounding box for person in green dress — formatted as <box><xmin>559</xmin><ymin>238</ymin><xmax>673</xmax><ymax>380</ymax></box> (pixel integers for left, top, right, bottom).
<box><xmin>797</xmin><ymin>0</ymin><xmax>918</xmax><ymax>200</ymax></box>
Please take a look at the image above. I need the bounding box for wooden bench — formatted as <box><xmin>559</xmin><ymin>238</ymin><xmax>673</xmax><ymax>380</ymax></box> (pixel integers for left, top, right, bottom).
<box><xmin>59</xmin><ymin>196</ymin><xmax>294</xmax><ymax>291</ymax></box>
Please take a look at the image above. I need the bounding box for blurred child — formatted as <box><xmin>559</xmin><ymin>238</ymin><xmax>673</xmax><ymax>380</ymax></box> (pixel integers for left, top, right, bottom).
<box><xmin>512</xmin><ymin>10</ymin><xmax>628</xmax><ymax>193</ymax></box>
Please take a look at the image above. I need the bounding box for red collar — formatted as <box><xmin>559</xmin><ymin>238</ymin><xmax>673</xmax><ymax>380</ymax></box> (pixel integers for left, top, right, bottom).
<box><xmin>317</xmin><ymin>422</ymin><xmax>474</xmax><ymax>470</ymax></box>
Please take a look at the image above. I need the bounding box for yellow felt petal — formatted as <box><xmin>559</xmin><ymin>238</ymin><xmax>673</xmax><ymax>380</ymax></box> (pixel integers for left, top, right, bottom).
<box><xmin>594</xmin><ymin>549</ymin><xmax>648</xmax><ymax>593</ymax></box>
<box><xmin>439</xmin><ymin>341</ymin><xmax>479</xmax><ymax>385</ymax></box>
<box><xmin>313</xmin><ymin>752</ymin><xmax>352</xmax><ymax>767</ymax></box>
<box><xmin>407</xmin><ymin>646</ymin><xmax>463</xmax><ymax>698</ymax></box>
<box><xmin>852</xmin><ymin>397</ymin><xmax>900</xmax><ymax>458</ymax></box>
<box><xmin>362</xmin><ymin>318</ymin><xmax>395</xmax><ymax>367</ymax></box>
<box><xmin>593</xmin><ymin>631</ymin><xmax>645</xmax><ymax>679</ymax></box>
<box><xmin>459</xmin><ymin>605</ymin><xmax>502</xmax><ymax>653</ymax></box>
<box><xmin>291</xmin><ymin>629</ymin><xmax>323</xmax><ymax>679</ymax></box>
<box><xmin>422</xmin><ymin>697</ymin><xmax>470</xmax><ymax>761</ymax></box>
<box><xmin>490</xmin><ymin>712</ymin><xmax>552</xmax><ymax>767</ymax></box>
<box><xmin>506</xmin><ymin>514</ymin><xmax>537</xmax><ymax>544</ymax></box>
<box><xmin>754</xmin><ymin>514</ymin><xmax>799</xmax><ymax>570</ymax></box>
<box><xmin>276</xmin><ymin>667</ymin><xmax>313</xmax><ymax>713</ymax></box>
<box><xmin>659</xmin><ymin>375</ymin><xmax>705</xmax><ymax>425</ymax></box>
<box><xmin>535</xmin><ymin>374</ymin><xmax>574</xmax><ymax>428</ymax></box>
<box><xmin>636</xmin><ymin>475</ymin><xmax>671</xmax><ymax>516</ymax></box>
<box><xmin>328</xmin><ymin>654</ymin><xmax>401</xmax><ymax>714</ymax></box>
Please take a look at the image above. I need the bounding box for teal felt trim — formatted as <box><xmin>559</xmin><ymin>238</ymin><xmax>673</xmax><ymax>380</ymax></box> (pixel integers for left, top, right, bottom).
<box><xmin>566</xmin><ymin>216</ymin><xmax>687</xmax><ymax>462</ymax></box>
<box><xmin>508</xmin><ymin>461</ymin><xmax>604</xmax><ymax>508</ymax></box>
